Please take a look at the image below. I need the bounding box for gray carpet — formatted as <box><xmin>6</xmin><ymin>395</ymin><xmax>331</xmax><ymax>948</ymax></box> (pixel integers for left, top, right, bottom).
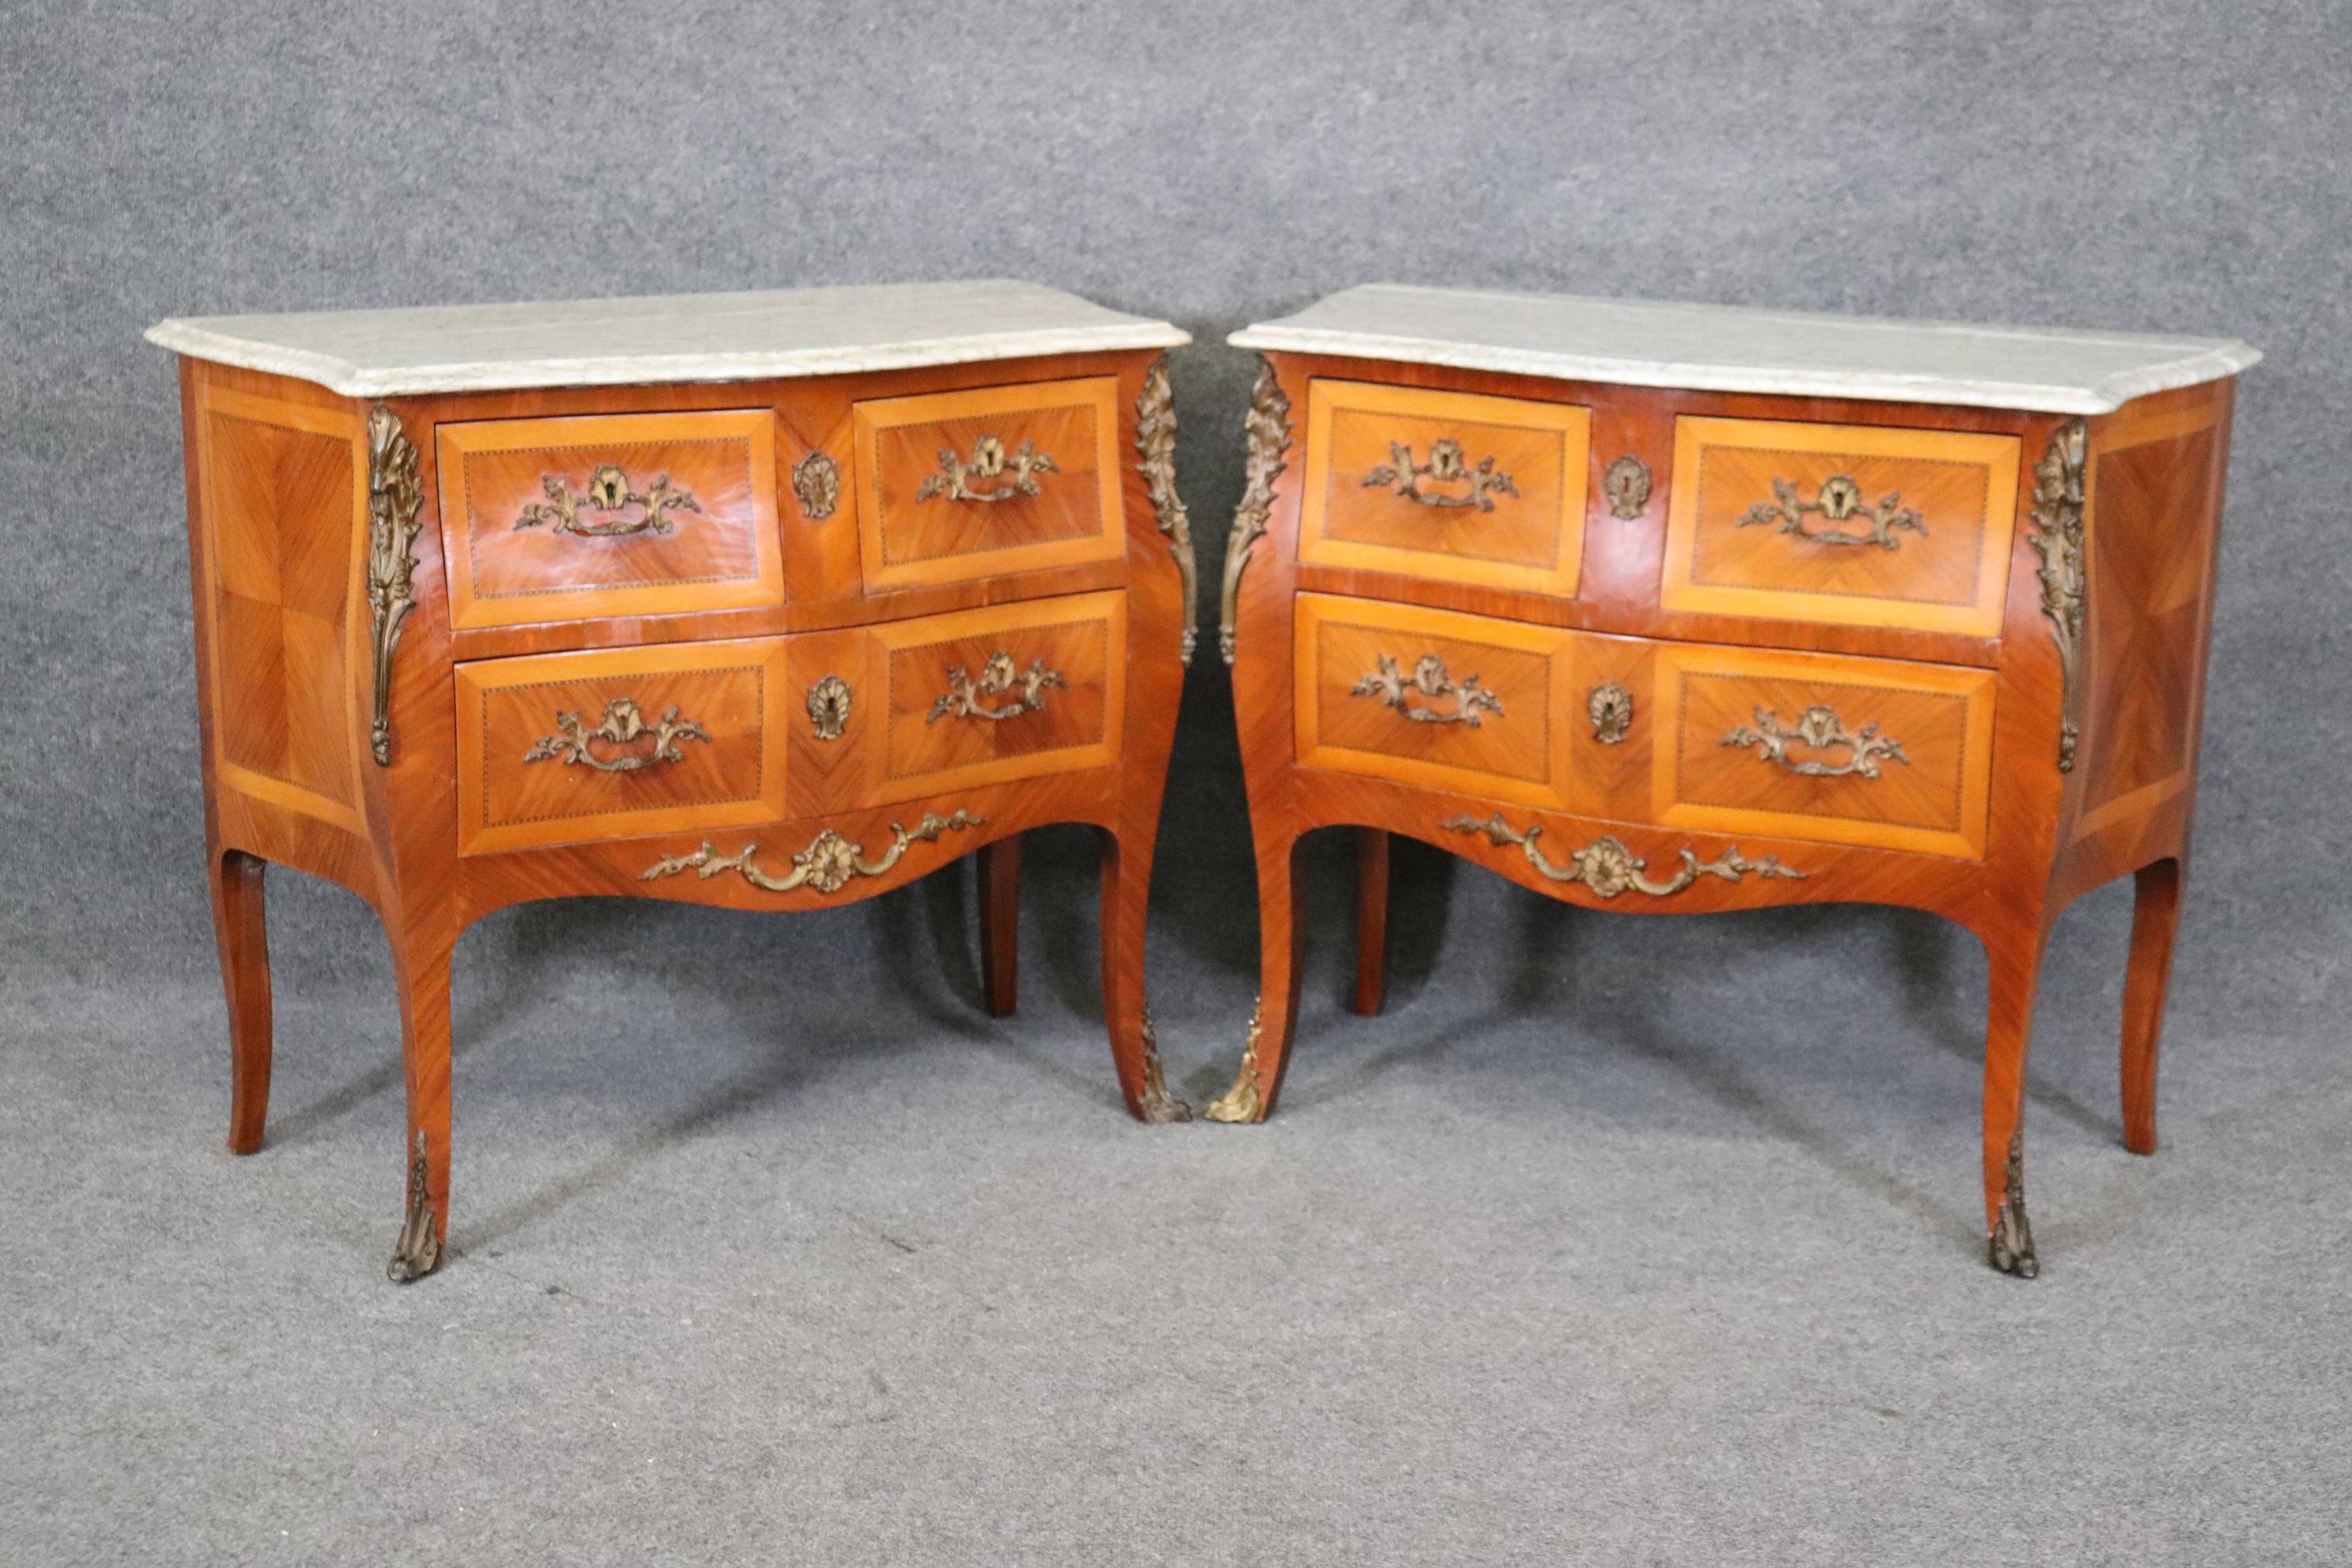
<box><xmin>7</xmin><ymin>0</ymin><xmax>2352</xmax><ymax>1561</ymax></box>
<box><xmin>6</xmin><ymin>843</ymin><xmax>2349</xmax><ymax>1565</ymax></box>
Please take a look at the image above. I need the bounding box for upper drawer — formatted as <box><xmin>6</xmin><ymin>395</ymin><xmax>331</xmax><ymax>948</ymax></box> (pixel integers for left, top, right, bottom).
<box><xmin>454</xmin><ymin>637</ymin><xmax>790</xmax><ymax>856</ymax></box>
<box><xmin>1660</xmin><ymin>416</ymin><xmax>2019</xmax><ymax>638</ymax></box>
<box><xmin>1298</xmin><ymin>381</ymin><xmax>1590</xmax><ymax>595</ymax></box>
<box><xmin>852</xmin><ymin>378</ymin><xmax>1126</xmax><ymax>593</ymax></box>
<box><xmin>437</xmin><ymin>410</ymin><xmax>784</xmax><ymax>630</ymax></box>
<box><xmin>1652</xmin><ymin>643</ymin><xmax>1996</xmax><ymax>860</ymax></box>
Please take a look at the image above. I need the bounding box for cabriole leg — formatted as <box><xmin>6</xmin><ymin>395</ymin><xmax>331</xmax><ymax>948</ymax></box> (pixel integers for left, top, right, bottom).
<box><xmin>1355</xmin><ymin>827</ymin><xmax>1389</xmax><ymax>1017</ymax></box>
<box><xmin>2120</xmin><ymin>857</ymin><xmax>2185</xmax><ymax>1156</ymax></box>
<box><xmin>1982</xmin><ymin>930</ymin><xmax>2048</xmax><ymax>1277</ymax></box>
<box><xmin>1101</xmin><ymin>827</ymin><xmax>1187</xmax><ymax>1123</ymax></box>
<box><xmin>979</xmin><ymin>834</ymin><xmax>1022</xmax><ymax>1018</ymax></box>
<box><xmin>209</xmin><ymin>848</ymin><xmax>273</xmax><ymax>1155</ymax></box>
<box><xmin>386</xmin><ymin>929</ymin><xmax>454</xmax><ymax>1283</ymax></box>
<box><xmin>1208</xmin><ymin>831</ymin><xmax>1306</xmax><ymax>1125</ymax></box>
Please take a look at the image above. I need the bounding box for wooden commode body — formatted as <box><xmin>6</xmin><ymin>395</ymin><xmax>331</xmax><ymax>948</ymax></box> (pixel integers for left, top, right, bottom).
<box><xmin>1212</xmin><ymin>285</ymin><xmax>2258</xmax><ymax>1275</ymax></box>
<box><xmin>150</xmin><ymin>282</ymin><xmax>1197</xmax><ymax>1281</ymax></box>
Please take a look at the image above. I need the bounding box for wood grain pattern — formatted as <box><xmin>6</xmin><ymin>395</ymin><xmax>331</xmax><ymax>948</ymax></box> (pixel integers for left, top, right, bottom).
<box><xmin>1226</xmin><ymin>346</ymin><xmax>2245</xmax><ymax>1276</ymax></box>
<box><xmin>1650</xmin><ymin>643</ymin><xmax>1996</xmax><ymax>860</ymax></box>
<box><xmin>1660</xmin><ymin>416</ymin><xmax>2020</xmax><ymax>636</ymax></box>
<box><xmin>853</xmin><ymin>377</ymin><xmax>1126</xmax><ymax>591</ymax></box>
<box><xmin>169</xmin><ymin>341</ymin><xmax>1187</xmax><ymax>1280</ymax></box>
<box><xmin>194</xmin><ymin>384</ymin><xmax>370</xmax><ymax>832</ymax></box>
<box><xmin>453</xmin><ymin>638</ymin><xmax>791</xmax><ymax>855</ymax></box>
<box><xmin>1295</xmin><ymin>592</ymin><xmax>1578</xmax><ymax>808</ymax></box>
<box><xmin>435</xmin><ymin>409</ymin><xmax>782</xmax><ymax>628</ymax></box>
<box><xmin>1299</xmin><ymin>379</ymin><xmax>1589</xmax><ymax>594</ymax></box>
<box><xmin>865</xmin><ymin>590</ymin><xmax>1124</xmax><ymax>802</ymax></box>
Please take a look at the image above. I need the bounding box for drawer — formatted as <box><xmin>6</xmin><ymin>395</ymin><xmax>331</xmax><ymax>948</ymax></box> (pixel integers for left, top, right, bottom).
<box><xmin>1651</xmin><ymin>643</ymin><xmax>1996</xmax><ymax>859</ymax></box>
<box><xmin>852</xmin><ymin>378</ymin><xmax>1126</xmax><ymax>592</ymax></box>
<box><xmin>454</xmin><ymin>639</ymin><xmax>790</xmax><ymax>855</ymax></box>
<box><xmin>1298</xmin><ymin>380</ymin><xmax>1589</xmax><ymax>595</ymax></box>
<box><xmin>858</xmin><ymin>590</ymin><xmax>1126</xmax><ymax>804</ymax></box>
<box><xmin>437</xmin><ymin>410</ymin><xmax>784</xmax><ymax>630</ymax></box>
<box><xmin>1295</xmin><ymin>594</ymin><xmax>1581</xmax><ymax>809</ymax></box>
<box><xmin>1660</xmin><ymin>416</ymin><xmax>2019</xmax><ymax>637</ymax></box>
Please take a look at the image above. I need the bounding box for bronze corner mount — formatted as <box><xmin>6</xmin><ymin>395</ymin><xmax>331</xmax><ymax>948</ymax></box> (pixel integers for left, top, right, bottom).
<box><xmin>2026</xmin><ymin>418</ymin><xmax>2089</xmax><ymax>772</ymax></box>
<box><xmin>1219</xmin><ymin>359</ymin><xmax>1294</xmax><ymax>667</ymax></box>
<box><xmin>1135</xmin><ymin>357</ymin><xmax>1200</xmax><ymax>666</ymax></box>
<box><xmin>365</xmin><ymin>404</ymin><xmax>424</xmax><ymax>767</ymax></box>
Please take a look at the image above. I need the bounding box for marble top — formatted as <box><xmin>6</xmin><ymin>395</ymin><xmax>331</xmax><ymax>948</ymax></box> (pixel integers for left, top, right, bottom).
<box><xmin>146</xmin><ymin>281</ymin><xmax>1190</xmax><ymax>397</ymax></box>
<box><xmin>1230</xmin><ymin>285</ymin><xmax>2259</xmax><ymax>415</ymax></box>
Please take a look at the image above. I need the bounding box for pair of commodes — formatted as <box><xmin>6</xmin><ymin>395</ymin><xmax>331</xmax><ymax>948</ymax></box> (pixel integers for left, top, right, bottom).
<box><xmin>149</xmin><ymin>280</ymin><xmax>2258</xmax><ymax>1280</ymax></box>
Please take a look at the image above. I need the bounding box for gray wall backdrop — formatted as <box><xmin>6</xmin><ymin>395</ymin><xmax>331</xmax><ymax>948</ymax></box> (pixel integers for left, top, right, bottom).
<box><xmin>7</xmin><ymin>2</ymin><xmax>2351</xmax><ymax>1561</ymax></box>
<box><xmin>12</xmin><ymin>0</ymin><xmax>2347</xmax><ymax>1013</ymax></box>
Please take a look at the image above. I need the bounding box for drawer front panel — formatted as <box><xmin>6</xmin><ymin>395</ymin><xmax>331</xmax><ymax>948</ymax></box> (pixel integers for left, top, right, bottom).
<box><xmin>1295</xmin><ymin>594</ymin><xmax>1579</xmax><ymax>808</ymax></box>
<box><xmin>853</xmin><ymin>378</ymin><xmax>1126</xmax><ymax>592</ymax></box>
<box><xmin>865</xmin><ymin>590</ymin><xmax>1125</xmax><ymax>802</ymax></box>
<box><xmin>1652</xmin><ymin>644</ymin><xmax>1996</xmax><ymax>859</ymax></box>
<box><xmin>438</xmin><ymin>411</ymin><xmax>784</xmax><ymax>629</ymax></box>
<box><xmin>454</xmin><ymin>639</ymin><xmax>790</xmax><ymax>855</ymax></box>
<box><xmin>1660</xmin><ymin>416</ymin><xmax>2019</xmax><ymax>637</ymax></box>
<box><xmin>1299</xmin><ymin>381</ymin><xmax>1590</xmax><ymax>595</ymax></box>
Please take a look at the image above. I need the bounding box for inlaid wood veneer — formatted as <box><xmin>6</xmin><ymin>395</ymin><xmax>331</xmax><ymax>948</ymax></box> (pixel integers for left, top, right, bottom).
<box><xmin>151</xmin><ymin>281</ymin><xmax>1195</xmax><ymax>1282</ymax></box>
<box><xmin>1221</xmin><ymin>284</ymin><xmax>2258</xmax><ymax>1277</ymax></box>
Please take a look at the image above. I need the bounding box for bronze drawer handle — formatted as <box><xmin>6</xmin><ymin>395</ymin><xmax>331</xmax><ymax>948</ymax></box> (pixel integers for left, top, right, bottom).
<box><xmin>1363</xmin><ymin>439</ymin><xmax>1517</xmax><ymax>511</ymax></box>
<box><xmin>1721</xmin><ymin>704</ymin><xmax>1909</xmax><ymax>779</ymax></box>
<box><xmin>928</xmin><ymin>652</ymin><xmax>1066</xmax><ymax>723</ymax></box>
<box><xmin>1738</xmin><ymin>474</ymin><xmax>1923</xmax><ymax>549</ymax></box>
<box><xmin>640</xmin><ymin>809</ymin><xmax>985</xmax><ymax>896</ymax></box>
<box><xmin>916</xmin><ymin>435</ymin><xmax>1058</xmax><ymax>503</ymax></box>
<box><xmin>514</xmin><ymin>464</ymin><xmax>703</xmax><ymax>537</ymax></box>
<box><xmin>1443</xmin><ymin>812</ymin><xmax>1805</xmax><ymax>898</ymax></box>
<box><xmin>1351</xmin><ymin>654</ymin><xmax>1503</xmax><ymax>727</ymax></box>
<box><xmin>522</xmin><ymin>697</ymin><xmax>708</xmax><ymax>772</ymax></box>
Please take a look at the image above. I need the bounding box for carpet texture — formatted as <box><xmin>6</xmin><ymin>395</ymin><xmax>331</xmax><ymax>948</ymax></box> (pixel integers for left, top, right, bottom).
<box><xmin>4</xmin><ymin>2</ymin><xmax>2350</xmax><ymax>1562</ymax></box>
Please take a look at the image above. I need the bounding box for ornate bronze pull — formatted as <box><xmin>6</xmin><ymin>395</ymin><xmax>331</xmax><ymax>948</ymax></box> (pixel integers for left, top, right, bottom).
<box><xmin>524</xmin><ymin>697</ymin><xmax>708</xmax><ymax>773</ymax></box>
<box><xmin>515</xmin><ymin>464</ymin><xmax>703</xmax><ymax>537</ymax></box>
<box><xmin>928</xmin><ymin>653</ymin><xmax>1065</xmax><ymax>723</ymax></box>
<box><xmin>1603</xmin><ymin>454</ymin><xmax>1652</xmax><ymax>519</ymax></box>
<box><xmin>915</xmin><ymin>435</ymin><xmax>1058</xmax><ymax>503</ymax></box>
<box><xmin>1351</xmin><ymin>654</ymin><xmax>1502</xmax><ymax>727</ymax></box>
<box><xmin>641</xmin><ymin>809</ymin><xmax>985</xmax><ymax>896</ymax></box>
<box><xmin>365</xmin><ymin>405</ymin><xmax>424</xmax><ymax>767</ymax></box>
<box><xmin>1587</xmin><ymin>682</ymin><xmax>1633</xmax><ymax>744</ymax></box>
<box><xmin>1442</xmin><ymin>812</ymin><xmax>1804</xmax><ymax>898</ymax></box>
<box><xmin>1363</xmin><ymin>439</ymin><xmax>1517</xmax><ymax>511</ymax></box>
<box><xmin>1721</xmin><ymin>704</ymin><xmax>1909</xmax><ymax>779</ymax></box>
<box><xmin>1738</xmin><ymin>474</ymin><xmax>1923</xmax><ymax>549</ymax></box>
<box><xmin>806</xmin><ymin>675</ymin><xmax>852</xmax><ymax>741</ymax></box>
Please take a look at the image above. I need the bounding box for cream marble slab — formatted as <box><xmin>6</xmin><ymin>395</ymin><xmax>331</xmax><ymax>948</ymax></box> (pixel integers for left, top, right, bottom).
<box><xmin>1231</xmin><ymin>285</ymin><xmax>2259</xmax><ymax>415</ymax></box>
<box><xmin>147</xmin><ymin>281</ymin><xmax>1189</xmax><ymax>397</ymax></box>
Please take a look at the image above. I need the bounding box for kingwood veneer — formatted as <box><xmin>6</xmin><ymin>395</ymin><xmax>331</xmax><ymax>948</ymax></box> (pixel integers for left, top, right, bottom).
<box><xmin>150</xmin><ymin>282</ymin><xmax>1197</xmax><ymax>1282</ymax></box>
<box><xmin>1213</xmin><ymin>285</ymin><xmax>2259</xmax><ymax>1275</ymax></box>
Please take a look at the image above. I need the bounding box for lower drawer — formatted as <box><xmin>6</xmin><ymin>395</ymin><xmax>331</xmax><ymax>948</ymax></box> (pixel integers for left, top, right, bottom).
<box><xmin>455</xmin><ymin>638</ymin><xmax>793</xmax><ymax>856</ymax></box>
<box><xmin>455</xmin><ymin>590</ymin><xmax>1127</xmax><ymax>854</ymax></box>
<box><xmin>1292</xmin><ymin>594</ymin><xmax>1996</xmax><ymax>859</ymax></box>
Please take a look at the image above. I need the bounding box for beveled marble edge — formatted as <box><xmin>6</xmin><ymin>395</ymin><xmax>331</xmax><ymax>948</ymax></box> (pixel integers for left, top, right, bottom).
<box><xmin>1229</xmin><ymin>289</ymin><xmax>2260</xmax><ymax>415</ymax></box>
<box><xmin>145</xmin><ymin>317</ymin><xmax>1193</xmax><ymax>397</ymax></box>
